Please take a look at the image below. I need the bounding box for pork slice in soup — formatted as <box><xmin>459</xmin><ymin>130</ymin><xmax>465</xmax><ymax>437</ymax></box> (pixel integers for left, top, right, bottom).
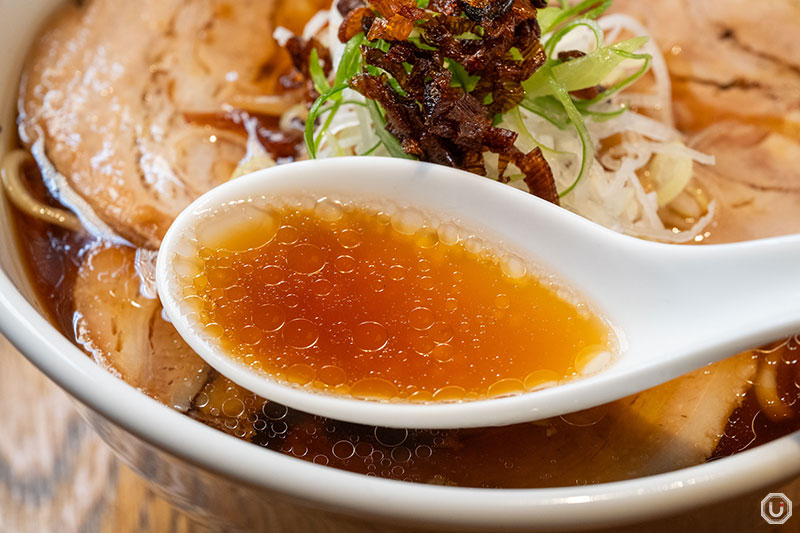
<box><xmin>74</xmin><ymin>243</ymin><xmax>209</xmax><ymax>411</ymax></box>
<box><xmin>610</xmin><ymin>0</ymin><xmax>800</xmax><ymax>135</ymax></box>
<box><xmin>691</xmin><ymin>122</ymin><xmax>800</xmax><ymax>242</ymax></box>
<box><xmin>611</xmin><ymin>0</ymin><xmax>800</xmax><ymax>241</ymax></box>
<box><xmin>18</xmin><ymin>0</ymin><xmax>326</xmax><ymax>248</ymax></box>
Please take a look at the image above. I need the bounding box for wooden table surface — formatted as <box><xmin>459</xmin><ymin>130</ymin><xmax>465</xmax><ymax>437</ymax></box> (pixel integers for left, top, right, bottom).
<box><xmin>0</xmin><ymin>334</ymin><xmax>210</xmax><ymax>533</ymax></box>
<box><xmin>4</xmin><ymin>330</ymin><xmax>800</xmax><ymax>533</ymax></box>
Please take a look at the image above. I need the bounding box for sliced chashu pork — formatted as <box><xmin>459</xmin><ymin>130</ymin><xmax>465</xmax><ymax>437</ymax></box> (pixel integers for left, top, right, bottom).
<box><xmin>610</xmin><ymin>0</ymin><xmax>800</xmax><ymax>242</ymax></box>
<box><xmin>415</xmin><ymin>352</ymin><xmax>758</xmax><ymax>487</ymax></box>
<box><xmin>74</xmin><ymin>243</ymin><xmax>209</xmax><ymax>410</ymax></box>
<box><xmin>18</xmin><ymin>0</ymin><xmax>326</xmax><ymax>249</ymax></box>
<box><xmin>610</xmin><ymin>0</ymin><xmax>800</xmax><ymax>135</ymax></box>
<box><xmin>692</xmin><ymin>121</ymin><xmax>800</xmax><ymax>242</ymax></box>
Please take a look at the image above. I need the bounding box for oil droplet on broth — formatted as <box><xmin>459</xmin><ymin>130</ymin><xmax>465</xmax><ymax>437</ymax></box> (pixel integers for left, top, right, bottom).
<box><xmin>314</xmin><ymin>198</ymin><xmax>345</xmax><ymax>222</ymax></box>
<box><xmin>182</xmin><ymin>198</ymin><xmax>616</xmax><ymax>402</ymax></box>
<box><xmin>276</xmin><ymin>225</ymin><xmax>300</xmax><ymax>245</ymax></box>
<box><xmin>288</xmin><ymin>243</ymin><xmax>326</xmax><ymax>274</ymax></box>
<box><xmin>283</xmin><ymin>318</ymin><xmax>319</xmax><ymax>349</ymax></box>
<box><xmin>312</xmin><ymin>278</ymin><xmax>333</xmax><ymax>296</ymax></box>
<box><xmin>433</xmin><ymin>386</ymin><xmax>467</xmax><ymax>401</ymax></box>
<box><xmin>409</xmin><ymin>307</ymin><xmax>435</xmax><ymax>331</ymax></box>
<box><xmin>285</xmin><ymin>363</ymin><xmax>316</xmax><ymax>385</ymax></box>
<box><xmin>317</xmin><ymin>365</ymin><xmax>347</xmax><ymax>387</ymax></box>
<box><xmin>388</xmin><ymin>264</ymin><xmax>405</xmax><ymax>280</ymax></box>
<box><xmin>334</xmin><ymin>254</ymin><xmax>357</xmax><ymax>273</ymax></box>
<box><xmin>261</xmin><ymin>265</ymin><xmax>285</xmax><ymax>285</ymax></box>
<box><xmin>430</xmin><ymin>322</ymin><xmax>453</xmax><ymax>343</ymax></box>
<box><xmin>524</xmin><ymin>369</ymin><xmax>561</xmax><ymax>391</ymax></box>
<box><xmin>431</xmin><ymin>343</ymin><xmax>455</xmax><ymax>363</ymax></box>
<box><xmin>351</xmin><ymin>378</ymin><xmax>399</xmax><ymax>399</ymax></box>
<box><xmin>353</xmin><ymin>321</ymin><xmax>389</xmax><ymax>352</ymax></box>
<box><xmin>253</xmin><ymin>304</ymin><xmax>285</xmax><ymax>332</ymax></box>
<box><xmin>487</xmin><ymin>378</ymin><xmax>525</xmax><ymax>397</ymax></box>
<box><xmin>337</xmin><ymin>229</ymin><xmax>361</xmax><ymax>249</ymax></box>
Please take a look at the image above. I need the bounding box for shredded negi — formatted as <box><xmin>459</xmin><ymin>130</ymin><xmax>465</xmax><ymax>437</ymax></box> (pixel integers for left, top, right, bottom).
<box><xmin>275</xmin><ymin>0</ymin><xmax>717</xmax><ymax>243</ymax></box>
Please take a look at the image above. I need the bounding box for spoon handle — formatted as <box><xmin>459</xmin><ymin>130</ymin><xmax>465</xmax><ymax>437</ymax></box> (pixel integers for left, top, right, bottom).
<box><xmin>615</xmin><ymin>234</ymin><xmax>800</xmax><ymax>371</ymax></box>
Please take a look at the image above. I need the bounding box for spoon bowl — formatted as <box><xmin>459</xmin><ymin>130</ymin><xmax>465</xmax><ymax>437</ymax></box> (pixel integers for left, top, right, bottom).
<box><xmin>157</xmin><ymin>157</ymin><xmax>800</xmax><ymax>428</ymax></box>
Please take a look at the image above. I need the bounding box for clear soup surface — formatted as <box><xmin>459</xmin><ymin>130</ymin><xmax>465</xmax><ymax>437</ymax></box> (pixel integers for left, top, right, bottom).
<box><xmin>184</xmin><ymin>199</ymin><xmax>614</xmax><ymax>401</ymax></box>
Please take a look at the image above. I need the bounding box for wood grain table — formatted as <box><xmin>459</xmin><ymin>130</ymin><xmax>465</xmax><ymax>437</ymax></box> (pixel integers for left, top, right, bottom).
<box><xmin>0</xmin><ymin>334</ymin><xmax>210</xmax><ymax>533</ymax></box>
<box><xmin>4</xmin><ymin>330</ymin><xmax>800</xmax><ymax>533</ymax></box>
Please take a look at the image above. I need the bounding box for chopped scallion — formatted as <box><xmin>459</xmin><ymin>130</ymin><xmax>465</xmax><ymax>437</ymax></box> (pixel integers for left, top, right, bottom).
<box><xmin>524</xmin><ymin>36</ymin><xmax>648</xmax><ymax>98</ymax></box>
<box><xmin>308</xmin><ymin>48</ymin><xmax>331</xmax><ymax>95</ymax></box>
<box><xmin>365</xmin><ymin>100</ymin><xmax>416</xmax><ymax>159</ymax></box>
<box><xmin>546</xmin><ymin>71</ymin><xmax>594</xmax><ymax>198</ymax></box>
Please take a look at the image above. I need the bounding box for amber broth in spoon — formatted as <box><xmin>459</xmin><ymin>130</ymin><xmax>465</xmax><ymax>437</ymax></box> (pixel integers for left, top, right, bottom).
<box><xmin>182</xmin><ymin>198</ymin><xmax>614</xmax><ymax>402</ymax></box>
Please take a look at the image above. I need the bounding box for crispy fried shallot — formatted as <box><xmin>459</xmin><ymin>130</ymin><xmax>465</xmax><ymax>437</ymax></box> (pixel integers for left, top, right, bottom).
<box><xmin>296</xmin><ymin>0</ymin><xmax>558</xmax><ymax>203</ymax></box>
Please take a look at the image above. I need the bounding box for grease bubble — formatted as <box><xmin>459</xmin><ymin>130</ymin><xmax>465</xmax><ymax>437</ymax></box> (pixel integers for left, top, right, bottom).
<box><xmin>337</xmin><ymin>229</ymin><xmax>361</xmax><ymax>249</ymax></box>
<box><xmin>253</xmin><ymin>304</ymin><xmax>286</xmax><ymax>332</ymax></box>
<box><xmin>354</xmin><ymin>321</ymin><xmax>389</xmax><ymax>352</ymax></box>
<box><xmin>501</xmin><ymin>254</ymin><xmax>527</xmax><ymax>279</ymax></box>
<box><xmin>419</xmin><ymin>276</ymin><xmax>435</xmax><ymax>290</ymax></box>
<box><xmin>288</xmin><ymin>244</ymin><xmax>326</xmax><ymax>274</ymax></box>
<box><xmin>415</xmin><ymin>445</ymin><xmax>433</xmax><ymax>459</ymax></box>
<box><xmin>430</xmin><ymin>322</ymin><xmax>453</xmax><ymax>343</ymax></box>
<box><xmin>432</xmin><ymin>385</ymin><xmax>466</xmax><ymax>401</ymax></box>
<box><xmin>238</xmin><ymin>325</ymin><xmax>262</xmax><ymax>345</ymax></box>
<box><xmin>221</xmin><ymin>398</ymin><xmax>245</xmax><ymax>418</ymax></box>
<box><xmin>276</xmin><ymin>225</ymin><xmax>300</xmax><ymax>245</ymax></box>
<box><xmin>334</xmin><ymin>254</ymin><xmax>357</xmax><ymax>273</ymax></box>
<box><xmin>487</xmin><ymin>378</ymin><xmax>525</xmax><ymax>397</ymax></box>
<box><xmin>312</xmin><ymin>278</ymin><xmax>333</xmax><ymax>296</ymax></box>
<box><xmin>350</xmin><ymin>378</ymin><xmax>398</xmax><ymax>399</ymax></box>
<box><xmin>432</xmin><ymin>343</ymin><xmax>455</xmax><ymax>363</ymax></box>
<box><xmin>409</xmin><ymin>307</ymin><xmax>435</xmax><ymax>330</ymax></box>
<box><xmin>318</xmin><ymin>365</ymin><xmax>347</xmax><ymax>386</ymax></box>
<box><xmin>282</xmin><ymin>318</ymin><xmax>319</xmax><ymax>349</ymax></box>
<box><xmin>314</xmin><ymin>198</ymin><xmax>344</xmax><ymax>221</ymax></box>
<box><xmin>332</xmin><ymin>440</ymin><xmax>355</xmax><ymax>460</ymax></box>
<box><xmin>415</xmin><ymin>227</ymin><xmax>439</xmax><ymax>248</ymax></box>
<box><xmin>523</xmin><ymin>370</ymin><xmax>560</xmax><ymax>391</ymax></box>
<box><xmin>391</xmin><ymin>208</ymin><xmax>425</xmax><ymax>235</ymax></box>
<box><xmin>437</xmin><ymin>223</ymin><xmax>459</xmax><ymax>245</ymax></box>
<box><xmin>286</xmin><ymin>363</ymin><xmax>316</xmax><ymax>385</ymax></box>
<box><xmin>391</xmin><ymin>447</ymin><xmax>412</xmax><ymax>463</ymax></box>
<box><xmin>261</xmin><ymin>265</ymin><xmax>285</xmax><ymax>285</ymax></box>
<box><xmin>388</xmin><ymin>264</ymin><xmax>406</xmax><ymax>280</ymax></box>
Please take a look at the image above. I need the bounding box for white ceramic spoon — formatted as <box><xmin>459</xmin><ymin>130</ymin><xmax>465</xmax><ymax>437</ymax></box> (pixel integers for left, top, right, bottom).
<box><xmin>157</xmin><ymin>157</ymin><xmax>800</xmax><ymax>429</ymax></box>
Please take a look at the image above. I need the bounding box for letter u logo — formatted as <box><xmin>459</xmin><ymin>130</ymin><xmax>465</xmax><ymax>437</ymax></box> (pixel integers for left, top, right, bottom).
<box><xmin>769</xmin><ymin>501</ymin><xmax>785</xmax><ymax>518</ymax></box>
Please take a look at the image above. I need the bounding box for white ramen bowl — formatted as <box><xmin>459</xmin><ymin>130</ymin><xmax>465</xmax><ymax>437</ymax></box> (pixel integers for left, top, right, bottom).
<box><xmin>2</xmin><ymin>1</ymin><xmax>800</xmax><ymax>531</ymax></box>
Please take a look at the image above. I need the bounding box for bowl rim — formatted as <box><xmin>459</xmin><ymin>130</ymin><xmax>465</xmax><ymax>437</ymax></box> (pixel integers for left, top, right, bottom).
<box><xmin>2</xmin><ymin>257</ymin><xmax>800</xmax><ymax>530</ymax></box>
